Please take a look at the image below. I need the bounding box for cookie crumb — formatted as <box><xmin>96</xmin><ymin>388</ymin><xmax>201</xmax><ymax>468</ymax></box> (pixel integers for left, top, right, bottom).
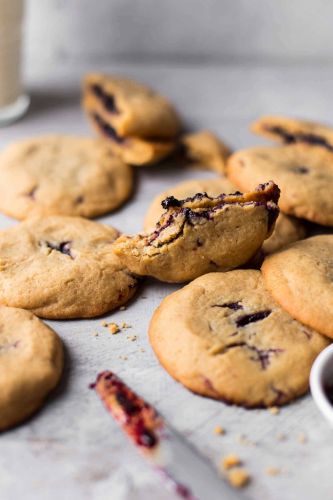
<box><xmin>214</xmin><ymin>425</ymin><xmax>225</xmax><ymax>435</ymax></box>
<box><xmin>265</xmin><ymin>467</ymin><xmax>281</xmax><ymax>476</ymax></box>
<box><xmin>298</xmin><ymin>433</ymin><xmax>307</xmax><ymax>444</ymax></box>
<box><xmin>222</xmin><ymin>454</ymin><xmax>241</xmax><ymax>470</ymax></box>
<box><xmin>93</xmin><ymin>332</ymin><xmax>99</xmax><ymax>337</ymax></box>
<box><xmin>140</xmin><ymin>348</ymin><xmax>146</xmax><ymax>353</ymax></box>
<box><xmin>127</xmin><ymin>335</ymin><xmax>137</xmax><ymax>342</ymax></box>
<box><xmin>227</xmin><ymin>468</ymin><xmax>250</xmax><ymax>488</ymax></box>
<box><xmin>108</xmin><ymin>323</ymin><xmax>120</xmax><ymax>335</ymax></box>
<box><xmin>119</xmin><ymin>306</ymin><xmax>126</xmax><ymax>311</ymax></box>
<box><xmin>101</xmin><ymin>321</ymin><xmax>108</xmax><ymax>327</ymax></box>
<box><xmin>268</xmin><ymin>406</ymin><xmax>280</xmax><ymax>415</ymax></box>
<box><xmin>121</xmin><ymin>322</ymin><xmax>131</xmax><ymax>329</ymax></box>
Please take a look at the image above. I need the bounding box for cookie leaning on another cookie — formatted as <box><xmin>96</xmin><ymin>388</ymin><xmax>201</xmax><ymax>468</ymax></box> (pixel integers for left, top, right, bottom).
<box><xmin>149</xmin><ymin>270</ymin><xmax>329</xmax><ymax>407</ymax></box>
<box><xmin>251</xmin><ymin>115</ymin><xmax>333</xmax><ymax>152</ymax></box>
<box><xmin>0</xmin><ymin>216</ymin><xmax>139</xmax><ymax>319</ymax></box>
<box><xmin>0</xmin><ymin>136</ymin><xmax>133</xmax><ymax>219</ymax></box>
<box><xmin>227</xmin><ymin>144</ymin><xmax>333</xmax><ymax>226</ymax></box>
<box><xmin>143</xmin><ymin>177</ymin><xmax>236</xmax><ymax>231</ymax></box>
<box><xmin>0</xmin><ymin>306</ymin><xmax>63</xmax><ymax>430</ymax></box>
<box><xmin>82</xmin><ymin>74</ymin><xmax>181</xmax><ymax>166</ymax></box>
<box><xmin>113</xmin><ymin>182</ymin><xmax>280</xmax><ymax>283</ymax></box>
<box><xmin>262</xmin><ymin>235</ymin><xmax>333</xmax><ymax>339</ymax></box>
<box><xmin>144</xmin><ymin>178</ymin><xmax>305</xmax><ymax>255</ymax></box>
<box><xmin>83</xmin><ymin>74</ymin><xmax>181</xmax><ymax>139</ymax></box>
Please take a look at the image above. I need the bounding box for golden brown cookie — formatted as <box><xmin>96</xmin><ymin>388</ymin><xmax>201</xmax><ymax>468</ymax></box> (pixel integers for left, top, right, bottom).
<box><xmin>262</xmin><ymin>235</ymin><xmax>333</xmax><ymax>339</ymax></box>
<box><xmin>113</xmin><ymin>182</ymin><xmax>280</xmax><ymax>283</ymax></box>
<box><xmin>0</xmin><ymin>216</ymin><xmax>139</xmax><ymax>319</ymax></box>
<box><xmin>149</xmin><ymin>270</ymin><xmax>329</xmax><ymax>407</ymax></box>
<box><xmin>251</xmin><ymin>115</ymin><xmax>333</xmax><ymax>152</ymax></box>
<box><xmin>262</xmin><ymin>213</ymin><xmax>306</xmax><ymax>255</ymax></box>
<box><xmin>227</xmin><ymin>144</ymin><xmax>333</xmax><ymax>225</ymax></box>
<box><xmin>83</xmin><ymin>74</ymin><xmax>181</xmax><ymax>139</ymax></box>
<box><xmin>0</xmin><ymin>136</ymin><xmax>133</xmax><ymax>219</ymax></box>
<box><xmin>0</xmin><ymin>305</ymin><xmax>63</xmax><ymax>430</ymax></box>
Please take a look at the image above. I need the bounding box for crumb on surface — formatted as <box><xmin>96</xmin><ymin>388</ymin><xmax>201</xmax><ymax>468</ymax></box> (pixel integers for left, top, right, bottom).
<box><xmin>222</xmin><ymin>454</ymin><xmax>241</xmax><ymax>470</ymax></box>
<box><xmin>140</xmin><ymin>348</ymin><xmax>146</xmax><ymax>353</ymax></box>
<box><xmin>121</xmin><ymin>322</ymin><xmax>132</xmax><ymax>329</ymax></box>
<box><xmin>268</xmin><ymin>406</ymin><xmax>280</xmax><ymax>415</ymax></box>
<box><xmin>119</xmin><ymin>306</ymin><xmax>126</xmax><ymax>311</ymax></box>
<box><xmin>265</xmin><ymin>467</ymin><xmax>281</xmax><ymax>476</ymax></box>
<box><xmin>214</xmin><ymin>425</ymin><xmax>225</xmax><ymax>435</ymax></box>
<box><xmin>227</xmin><ymin>468</ymin><xmax>250</xmax><ymax>488</ymax></box>
<box><xmin>94</xmin><ymin>332</ymin><xmax>99</xmax><ymax>337</ymax></box>
<box><xmin>127</xmin><ymin>335</ymin><xmax>137</xmax><ymax>342</ymax></box>
<box><xmin>298</xmin><ymin>433</ymin><xmax>307</xmax><ymax>444</ymax></box>
<box><xmin>108</xmin><ymin>323</ymin><xmax>120</xmax><ymax>335</ymax></box>
<box><xmin>101</xmin><ymin>321</ymin><xmax>108</xmax><ymax>327</ymax></box>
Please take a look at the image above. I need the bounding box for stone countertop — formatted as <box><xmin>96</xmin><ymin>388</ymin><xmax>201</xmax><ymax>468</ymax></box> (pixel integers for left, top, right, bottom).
<box><xmin>0</xmin><ymin>62</ymin><xmax>333</xmax><ymax>500</ymax></box>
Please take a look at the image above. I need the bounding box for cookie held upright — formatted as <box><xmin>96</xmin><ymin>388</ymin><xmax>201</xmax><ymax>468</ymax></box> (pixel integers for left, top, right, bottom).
<box><xmin>113</xmin><ymin>182</ymin><xmax>280</xmax><ymax>283</ymax></box>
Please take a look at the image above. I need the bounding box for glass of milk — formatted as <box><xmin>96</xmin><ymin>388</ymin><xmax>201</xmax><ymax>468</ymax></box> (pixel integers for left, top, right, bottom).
<box><xmin>0</xmin><ymin>0</ymin><xmax>29</xmax><ymax>125</ymax></box>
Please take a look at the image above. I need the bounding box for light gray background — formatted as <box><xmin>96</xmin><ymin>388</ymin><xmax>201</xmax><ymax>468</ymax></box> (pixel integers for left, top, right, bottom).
<box><xmin>1</xmin><ymin>3</ymin><xmax>333</xmax><ymax>500</ymax></box>
<box><xmin>26</xmin><ymin>0</ymin><xmax>333</xmax><ymax>71</ymax></box>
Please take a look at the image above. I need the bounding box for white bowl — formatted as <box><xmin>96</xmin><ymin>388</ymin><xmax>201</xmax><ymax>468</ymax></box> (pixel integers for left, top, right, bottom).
<box><xmin>310</xmin><ymin>343</ymin><xmax>333</xmax><ymax>426</ymax></box>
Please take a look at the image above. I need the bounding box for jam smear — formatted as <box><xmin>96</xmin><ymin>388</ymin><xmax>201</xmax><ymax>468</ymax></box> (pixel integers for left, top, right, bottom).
<box><xmin>236</xmin><ymin>310</ymin><xmax>271</xmax><ymax>327</ymax></box>
<box><xmin>91</xmin><ymin>370</ymin><xmax>162</xmax><ymax>449</ymax></box>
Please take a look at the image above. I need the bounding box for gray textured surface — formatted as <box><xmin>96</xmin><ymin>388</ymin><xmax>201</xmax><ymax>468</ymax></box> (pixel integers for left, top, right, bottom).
<box><xmin>1</xmin><ymin>62</ymin><xmax>333</xmax><ymax>500</ymax></box>
<box><xmin>26</xmin><ymin>0</ymin><xmax>333</xmax><ymax>67</ymax></box>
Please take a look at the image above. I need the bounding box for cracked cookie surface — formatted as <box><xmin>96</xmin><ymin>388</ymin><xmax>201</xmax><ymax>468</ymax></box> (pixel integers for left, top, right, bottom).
<box><xmin>113</xmin><ymin>182</ymin><xmax>280</xmax><ymax>283</ymax></box>
<box><xmin>251</xmin><ymin>115</ymin><xmax>333</xmax><ymax>152</ymax></box>
<box><xmin>227</xmin><ymin>144</ymin><xmax>333</xmax><ymax>225</ymax></box>
<box><xmin>0</xmin><ymin>216</ymin><xmax>139</xmax><ymax>319</ymax></box>
<box><xmin>149</xmin><ymin>270</ymin><xmax>329</xmax><ymax>407</ymax></box>
<box><xmin>0</xmin><ymin>135</ymin><xmax>133</xmax><ymax>219</ymax></box>
<box><xmin>262</xmin><ymin>235</ymin><xmax>333</xmax><ymax>339</ymax></box>
<box><xmin>0</xmin><ymin>305</ymin><xmax>63</xmax><ymax>430</ymax></box>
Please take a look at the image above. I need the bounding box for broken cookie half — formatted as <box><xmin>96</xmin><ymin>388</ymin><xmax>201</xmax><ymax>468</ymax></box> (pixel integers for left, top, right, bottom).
<box><xmin>112</xmin><ymin>181</ymin><xmax>280</xmax><ymax>283</ymax></box>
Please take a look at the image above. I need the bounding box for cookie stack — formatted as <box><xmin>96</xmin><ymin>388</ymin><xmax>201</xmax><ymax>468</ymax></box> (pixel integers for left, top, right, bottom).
<box><xmin>0</xmin><ymin>75</ymin><xmax>332</xmax><ymax>432</ymax></box>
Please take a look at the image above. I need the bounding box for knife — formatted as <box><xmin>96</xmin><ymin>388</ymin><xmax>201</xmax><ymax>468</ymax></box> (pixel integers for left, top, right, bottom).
<box><xmin>90</xmin><ymin>370</ymin><xmax>246</xmax><ymax>500</ymax></box>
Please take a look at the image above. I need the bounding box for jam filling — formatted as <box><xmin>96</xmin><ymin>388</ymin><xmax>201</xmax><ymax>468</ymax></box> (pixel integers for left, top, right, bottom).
<box><xmin>43</xmin><ymin>240</ymin><xmax>73</xmax><ymax>258</ymax></box>
<box><xmin>91</xmin><ymin>84</ymin><xmax>119</xmax><ymax>114</ymax></box>
<box><xmin>236</xmin><ymin>310</ymin><xmax>271</xmax><ymax>327</ymax></box>
<box><xmin>91</xmin><ymin>371</ymin><xmax>163</xmax><ymax>449</ymax></box>
<box><xmin>92</xmin><ymin>113</ymin><xmax>125</xmax><ymax>144</ymax></box>
<box><xmin>266</xmin><ymin>125</ymin><xmax>333</xmax><ymax>152</ymax></box>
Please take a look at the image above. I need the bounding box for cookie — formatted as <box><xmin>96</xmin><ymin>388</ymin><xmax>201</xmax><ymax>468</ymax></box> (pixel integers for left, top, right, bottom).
<box><xmin>251</xmin><ymin>115</ymin><xmax>333</xmax><ymax>152</ymax></box>
<box><xmin>0</xmin><ymin>305</ymin><xmax>63</xmax><ymax>430</ymax></box>
<box><xmin>149</xmin><ymin>270</ymin><xmax>329</xmax><ymax>407</ymax></box>
<box><xmin>113</xmin><ymin>182</ymin><xmax>280</xmax><ymax>283</ymax></box>
<box><xmin>0</xmin><ymin>136</ymin><xmax>133</xmax><ymax>220</ymax></box>
<box><xmin>90</xmin><ymin>113</ymin><xmax>175</xmax><ymax>166</ymax></box>
<box><xmin>262</xmin><ymin>235</ymin><xmax>333</xmax><ymax>339</ymax></box>
<box><xmin>179</xmin><ymin>130</ymin><xmax>231</xmax><ymax>174</ymax></box>
<box><xmin>143</xmin><ymin>177</ymin><xmax>236</xmax><ymax>231</ymax></box>
<box><xmin>262</xmin><ymin>213</ymin><xmax>306</xmax><ymax>255</ymax></box>
<box><xmin>0</xmin><ymin>216</ymin><xmax>139</xmax><ymax>319</ymax></box>
<box><xmin>227</xmin><ymin>144</ymin><xmax>333</xmax><ymax>225</ymax></box>
<box><xmin>83</xmin><ymin>74</ymin><xmax>181</xmax><ymax>139</ymax></box>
